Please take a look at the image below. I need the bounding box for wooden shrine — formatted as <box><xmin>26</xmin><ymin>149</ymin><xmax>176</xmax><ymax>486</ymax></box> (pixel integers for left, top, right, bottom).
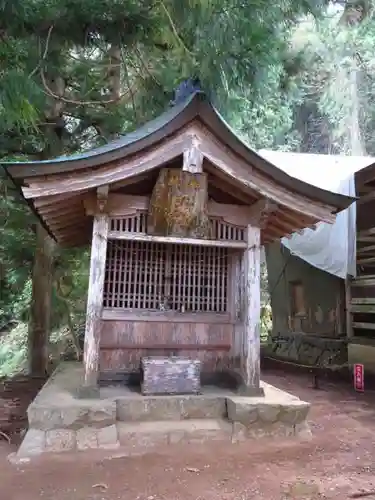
<box><xmin>2</xmin><ymin>91</ymin><xmax>354</xmax><ymax>396</ymax></box>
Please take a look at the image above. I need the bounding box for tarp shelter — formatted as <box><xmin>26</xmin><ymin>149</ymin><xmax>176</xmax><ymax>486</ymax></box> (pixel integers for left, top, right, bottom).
<box><xmin>259</xmin><ymin>151</ymin><xmax>375</xmax><ymax>279</ymax></box>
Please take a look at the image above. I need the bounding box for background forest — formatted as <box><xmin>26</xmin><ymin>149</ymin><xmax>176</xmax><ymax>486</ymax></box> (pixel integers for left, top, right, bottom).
<box><xmin>0</xmin><ymin>0</ymin><xmax>372</xmax><ymax>376</ymax></box>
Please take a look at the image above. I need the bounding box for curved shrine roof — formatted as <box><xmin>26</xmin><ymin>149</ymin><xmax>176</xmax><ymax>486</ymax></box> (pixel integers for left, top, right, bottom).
<box><xmin>1</xmin><ymin>91</ymin><xmax>356</xmax><ymax>247</ymax></box>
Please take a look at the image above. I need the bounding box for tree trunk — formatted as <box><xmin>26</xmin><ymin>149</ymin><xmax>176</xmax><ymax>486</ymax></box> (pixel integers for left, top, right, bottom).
<box><xmin>28</xmin><ymin>224</ymin><xmax>55</xmax><ymax>376</ymax></box>
<box><xmin>107</xmin><ymin>44</ymin><xmax>121</xmax><ymax>101</ymax></box>
<box><xmin>340</xmin><ymin>0</ymin><xmax>367</xmax><ymax>156</ymax></box>
<box><xmin>148</xmin><ymin>168</ymin><xmax>212</xmax><ymax>239</ymax></box>
<box><xmin>28</xmin><ymin>73</ymin><xmax>64</xmax><ymax>376</ymax></box>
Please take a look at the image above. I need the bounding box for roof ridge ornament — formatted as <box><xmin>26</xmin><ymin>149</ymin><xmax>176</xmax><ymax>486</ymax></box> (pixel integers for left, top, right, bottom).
<box><xmin>171</xmin><ymin>77</ymin><xmax>203</xmax><ymax>106</ymax></box>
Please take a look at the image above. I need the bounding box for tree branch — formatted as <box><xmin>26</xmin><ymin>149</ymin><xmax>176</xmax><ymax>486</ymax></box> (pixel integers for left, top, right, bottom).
<box><xmin>40</xmin><ymin>69</ymin><xmax>133</xmax><ymax>106</ymax></box>
<box><xmin>29</xmin><ymin>24</ymin><xmax>54</xmax><ymax>78</ymax></box>
<box><xmin>159</xmin><ymin>0</ymin><xmax>195</xmax><ymax>57</ymax></box>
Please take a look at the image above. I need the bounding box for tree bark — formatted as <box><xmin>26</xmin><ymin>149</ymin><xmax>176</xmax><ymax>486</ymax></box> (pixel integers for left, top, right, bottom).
<box><xmin>29</xmin><ymin>224</ymin><xmax>55</xmax><ymax>376</ymax></box>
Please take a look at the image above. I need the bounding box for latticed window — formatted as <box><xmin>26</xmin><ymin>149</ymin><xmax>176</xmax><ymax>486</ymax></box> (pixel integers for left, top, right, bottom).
<box><xmin>103</xmin><ymin>240</ymin><xmax>230</xmax><ymax>313</ymax></box>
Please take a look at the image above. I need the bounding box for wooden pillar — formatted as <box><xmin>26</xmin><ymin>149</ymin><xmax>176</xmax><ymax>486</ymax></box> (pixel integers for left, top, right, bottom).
<box><xmin>241</xmin><ymin>224</ymin><xmax>264</xmax><ymax>395</ymax></box>
<box><xmin>81</xmin><ymin>186</ymin><xmax>109</xmax><ymax>397</ymax></box>
<box><xmin>345</xmin><ymin>275</ymin><xmax>353</xmax><ymax>338</ymax></box>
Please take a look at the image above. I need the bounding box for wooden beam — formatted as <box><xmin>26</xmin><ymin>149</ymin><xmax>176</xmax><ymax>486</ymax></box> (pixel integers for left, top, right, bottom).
<box><xmin>88</xmin><ymin>193</ymin><xmax>277</xmax><ymax>229</ymax></box>
<box><xmin>82</xmin><ymin>185</ymin><xmax>109</xmax><ymax>396</ymax></box>
<box><xmin>357</xmin><ymin>191</ymin><xmax>375</xmax><ymax>205</ymax></box>
<box><xmin>207</xmin><ymin>172</ymin><xmax>255</xmax><ymax>204</ymax></box>
<box><xmin>357</xmin><ymin>185</ymin><xmax>374</xmax><ymax>194</ymax></box>
<box><xmin>102</xmin><ymin>309</ymin><xmax>232</xmax><ymax>323</ymax></box>
<box><xmin>48</xmin><ymin>217</ymin><xmax>86</xmax><ymax>231</ymax></box>
<box><xmin>353</xmin><ymin>322</ymin><xmax>375</xmax><ymax>330</ymax></box>
<box><xmin>246</xmin><ymin>198</ymin><xmax>278</xmax><ymax>228</ymax></box>
<box><xmin>352</xmin><ymin>277</ymin><xmax>375</xmax><ymax>287</ymax></box>
<box><xmin>357</xmin><ymin>244</ymin><xmax>375</xmax><ymax>255</ymax></box>
<box><xmin>357</xmin><ymin>228</ymin><xmax>375</xmax><ymax>243</ymax></box>
<box><xmin>33</xmin><ymin>192</ymin><xmax>86</xmax><ymax>208</ymax></box>
<box><xmin>38</xmin><ymin>201</ymin><xmax>82</xmax><ymax>217</ymax></box>
<box><xmin>350</xmin><ymin>304</ymin><xmax>375</xmax><ymax>313</ymax></box>
<box><xmin>280</xmin><ymin>210</ymin><xmax>317</xmax><ymax>231</ymax></box>
<box><xmin>44</xmin><ymin>208</ymin><xmax>83</xmax><ymax>223</ymax></box>
<box><xmin>208</xmin><ymin>200</ymin><xmax>267</xmax><ymax>227</ymax></box>
<box><xmin>84</xmin><ymin>193</ymin><xmax>148</xmax><ymax>217</ymax></box>
<box><xmin>263</xmin><ymin>224</ymin><xmax>285</xmax><ymax>240</ymax></box>
<box><xmin>352</xmin><ymin>297</ymin><xmax>375</xmax><ymax>305</ymax></box>
<box><xmin>357</xmin><ymin>256</ymin><xmax>375</xmax><ymax>266</ymax></box>
<box><xmin>357</xmin><ymin>236</ymin><xmax>375</xmax><ymax>243</ymax></box>
<box><xmin>358</xmin><ymin>227</ymin><xmax>375</xmax><ymax>237</ymax></box>
<box><xmin>100</xmin><ymin>344</ymin><xmax>231</xmax><ymax>351</ymax></box>
<box><xmin>240</xmin><ymin>225</ymin><xmax>263</xmax><ymax>395</ymax></box>
<box><xmin>267</xmin><ymin>217</ymin><xmax>296</xmax><ymax>236</ymax></box>
<box><xmin>107</xmin><ymin>231</ymin><xmax>247</xmax><ymax>248</ymax></box>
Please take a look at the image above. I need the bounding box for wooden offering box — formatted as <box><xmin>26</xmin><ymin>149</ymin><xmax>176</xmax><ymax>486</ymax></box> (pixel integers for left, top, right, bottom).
<box><xmin>141</xmin><ymin>356</ymin><xmax>201</xmax><ymax>395</ymax></box>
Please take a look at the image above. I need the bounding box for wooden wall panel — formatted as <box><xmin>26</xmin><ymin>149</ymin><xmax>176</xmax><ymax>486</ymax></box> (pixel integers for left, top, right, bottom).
<box><xmin>100</xmin><ymin>320</ymin><xmax>234</xmax><ymax>372</ymax></box>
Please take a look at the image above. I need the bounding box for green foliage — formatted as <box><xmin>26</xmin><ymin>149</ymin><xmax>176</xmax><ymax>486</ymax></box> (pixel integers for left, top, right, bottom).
<box><xmin>0</xmin><ymin>324</ymin><xmax>28</xmax><ymax>377</ymax></box>
<box><xmin>287</xmin><ymin>4</ymin><xmax>375</xmax><ymax>155</ymax></box>
<box><xmin>0</xmin><ymin>322</ymin><xmax>84</xmax><ymax>377</ymax></box>
<box><xmin>0</xmin><ymin>176</ymin><xmax>36</xmax><ymax>327</ymax></box>
<box><xmin>52</xmin><ymin>248</ymin><xmax>90</xmax><ymax>331</ymax></box>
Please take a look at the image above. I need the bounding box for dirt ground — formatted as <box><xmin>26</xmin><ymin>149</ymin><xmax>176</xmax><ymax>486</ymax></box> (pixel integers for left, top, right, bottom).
<box><xmin>1</xmin><ymin>370</ymin><xmax>375</xmax><ymax>500</ymax></box>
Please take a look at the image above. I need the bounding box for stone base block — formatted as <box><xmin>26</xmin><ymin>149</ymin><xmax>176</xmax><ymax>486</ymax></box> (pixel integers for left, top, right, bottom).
<box><xmin>227</xmin><ymin>397</ymin><xmax>310</xmax><ymax>427</ymax></box>
<box><xmin>45</xmin><ymin>429</ymin><xmax>76</xmax><ymax>453</ymax></box>
<box><xmin>116</xmin><ymin>395</ymin><xmax>226</xmax><ymax>422</ymax></box>
<box><xmin>118</xmin><ymin>419</ymin><xmax>232</xmax><ymax>454</ymax></box>
<box><xmin>17</xmin><ymin>429</ymin><xmax>46</xmax><ymax>458</ymax></box>
<box><xmin>28</xmin><ymin>400</ymin><xmax>117</xmax><ymax>431</ymax></box>
<box><xmin>227</xmin><ymin>394</ymin><xmax>311</xmax><ymax>441</ymax></box>
<box><xmin>15</xmin><ymin>424</ymin><xmax>120</xmax><ymax>459</ymax></box>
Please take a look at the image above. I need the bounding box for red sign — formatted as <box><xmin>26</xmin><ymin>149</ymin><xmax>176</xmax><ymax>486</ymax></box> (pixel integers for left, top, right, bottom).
<box><xmin>354</xmin><ymin>363</ymin><xmax>364</xmax><ymax>392</ymax></box>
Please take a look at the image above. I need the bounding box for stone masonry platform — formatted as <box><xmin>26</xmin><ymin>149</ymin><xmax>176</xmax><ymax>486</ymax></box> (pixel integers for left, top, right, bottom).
<box><xmin>13</xmin><ymin>362</ymin><xmax>312</xmax><ymax>461</ymax></box>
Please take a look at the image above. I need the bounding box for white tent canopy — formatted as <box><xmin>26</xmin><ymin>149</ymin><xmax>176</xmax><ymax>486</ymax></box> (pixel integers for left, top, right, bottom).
<box><xmin>258</xmin><ymin>151</ymin><xmax>375</xmax><ymax>279</ymax></box>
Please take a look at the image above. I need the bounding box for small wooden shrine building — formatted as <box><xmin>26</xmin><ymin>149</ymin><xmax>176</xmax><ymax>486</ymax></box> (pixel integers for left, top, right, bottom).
<box><xmin>2</xmin><ymin>90</ymin><xmax>354</xmax><ymax>396</ymax></box>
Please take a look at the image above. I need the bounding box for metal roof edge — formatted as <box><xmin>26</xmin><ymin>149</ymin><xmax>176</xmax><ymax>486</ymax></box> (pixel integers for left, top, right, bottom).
<box><xmin>2</xmin><ymin>91</ymin><xmax>206</xmax><ymax>179</ymax></box>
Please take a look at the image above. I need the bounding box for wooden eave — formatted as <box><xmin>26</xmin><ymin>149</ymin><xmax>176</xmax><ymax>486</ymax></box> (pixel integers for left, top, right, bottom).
<box><xmin>2</xmin><ymin>92</ymin><xmax>355</xmax><ymax>248</ymax></box>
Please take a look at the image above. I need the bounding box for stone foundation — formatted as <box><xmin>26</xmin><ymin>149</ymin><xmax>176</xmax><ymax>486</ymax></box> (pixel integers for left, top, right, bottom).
<box><xmin>13</xmin><ymin>362</ymin><xmax>312</xmax><ymax>461</ymax></box>
<box><xmin>265</xmin><ymin>332</ymin><xmax>348</xmax><ymax>367</ymax></box>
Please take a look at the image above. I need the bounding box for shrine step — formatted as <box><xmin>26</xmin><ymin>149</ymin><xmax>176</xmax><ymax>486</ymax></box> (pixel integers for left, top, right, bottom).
<box><xmin>116</xmin><ymin>395</ymin><xmax>227</xmax><ymax>422</ymax></box>
<box><xmin>117</xmin><ymin>418</ymin><xmax>233</xmax><ymax>451</ymax></box>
